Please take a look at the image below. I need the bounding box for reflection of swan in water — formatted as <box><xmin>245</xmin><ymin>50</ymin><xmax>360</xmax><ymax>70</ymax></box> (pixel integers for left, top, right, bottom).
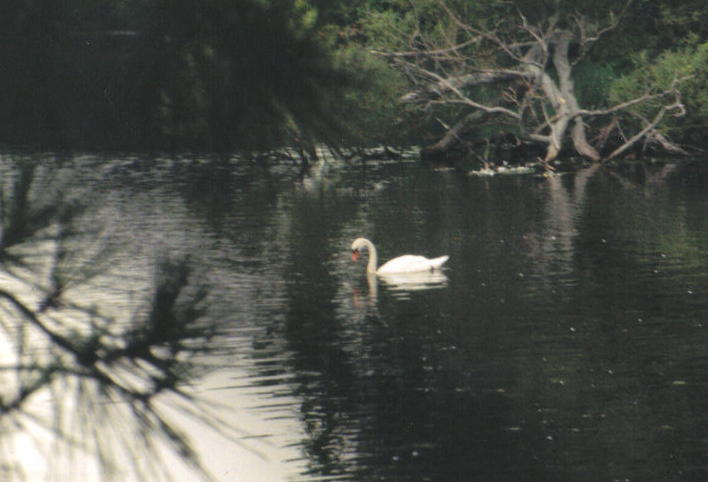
<box><xmin>350</xmin><ymin>238</ymin><xmax>449</xmax><ymax>274</ymax></box>
<box><xmin>356</xmin><ymin>270</ymin><xmax>448</xmax><ymax>304</ymax></box>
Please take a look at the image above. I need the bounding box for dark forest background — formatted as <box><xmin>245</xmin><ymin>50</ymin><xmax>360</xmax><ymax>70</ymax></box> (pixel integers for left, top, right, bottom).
<box><xmin>0</xmin><ymin>0</ymin><xmax>705</xmax><ymax>159</ymax></box>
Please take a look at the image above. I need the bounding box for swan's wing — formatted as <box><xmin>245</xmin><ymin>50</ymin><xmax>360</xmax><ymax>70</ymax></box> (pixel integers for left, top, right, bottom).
<box><xmin>377</xmin><ymin>255</ymin><xmax>428</xmax><ymax>274</ymax></box>
<box><xmin>377</xmin><ymin>254</ymin><xmax>449</xmax><ymax>274</ymax></box>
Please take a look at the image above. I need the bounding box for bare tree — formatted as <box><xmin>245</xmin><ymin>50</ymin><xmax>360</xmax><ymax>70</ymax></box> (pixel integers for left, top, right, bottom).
<box><xmin>373</xmin><ymin>0</ymin><xmax>688</xmax><ymax>166</ymax></box>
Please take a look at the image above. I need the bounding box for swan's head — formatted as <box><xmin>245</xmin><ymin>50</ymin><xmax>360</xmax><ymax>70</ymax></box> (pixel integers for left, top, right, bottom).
<box><xmin>350</xmin><ymin>238</ymin><xmax>370</xmax><ymax>261</ymax></box>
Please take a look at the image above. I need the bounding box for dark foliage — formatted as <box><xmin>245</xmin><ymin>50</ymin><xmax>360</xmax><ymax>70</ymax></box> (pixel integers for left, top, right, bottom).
<box><xmin>0</xmin><ymin>0</ymin><xmax>347</xmax><ymax>151</ymax></box>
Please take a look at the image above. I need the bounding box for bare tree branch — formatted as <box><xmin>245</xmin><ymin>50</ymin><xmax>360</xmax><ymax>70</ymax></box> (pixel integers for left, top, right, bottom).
<box><xmin>395</xmin><ymin>69</ymin><xmax>523</xmax><ymax>103</ymax></box>
<box><xmin>603</xmin><ymin>95</ymin><xmax>685</xmax><ymax>161</ymax></box>
<box><xmin>571</xmin><ymin>0</ymin><xmax>632</xmax><ymax>65</ymax></box>
<box><xmin>368</xmin><ymin>36</ymin><xmax>480</xmax><ymax>59</ymax></box>
<box><xmin>580</xmin><ymin>76</ymin><xmax>691</xmax><ymax>117</ymax></box>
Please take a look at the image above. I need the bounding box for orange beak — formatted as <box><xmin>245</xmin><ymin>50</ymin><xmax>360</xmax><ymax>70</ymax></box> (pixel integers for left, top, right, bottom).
<box><xmin>351</xmin><ymin>250</ymin><xmax>361</xmax><ymax>261</ymax></box>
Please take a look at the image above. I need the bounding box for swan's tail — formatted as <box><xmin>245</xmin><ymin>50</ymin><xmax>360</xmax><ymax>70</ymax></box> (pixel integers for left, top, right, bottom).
<box><xmin>429</xmin><ymin>255</ymin><xmax>449</xmax><ymax>269</ymax></box>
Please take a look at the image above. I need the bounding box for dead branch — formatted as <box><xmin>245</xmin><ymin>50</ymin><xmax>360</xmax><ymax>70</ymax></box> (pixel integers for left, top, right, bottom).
<box><xmin>603</xmin><ymin>95</ymin><xmax>685</xmax><ymax>161</ymax></box>
<box><xmin>422</xmin><ymin>111</ymin><xmax>490</xmax><ymax>158</ymax></box>
<box><xmin>571</xmin><ymin>0</ymin><xmax>632</xmax><ymax>65</ymax></box>
<box><xmin>579</xmin><ymin>76</ymin><xmax>691</xmax><ymax>118</ymax></box>
<box><xmin>645</xmin><ymin>129</ymin><xmax>689</xmax><ymax>155</ymax></box>
<box><xmin>437</xmin><ymin>0</ymin><xmax>539</xmax><ymax>67</ymax></box>
<box><xmin>418</xmin><ymin>65</ymin><xmax>521</xmax><ymax>118</ymax></box>
<box><xmin>368</xmin><ymin>37</ymin><xmax>480</xmax><ymax>59</ymax></box>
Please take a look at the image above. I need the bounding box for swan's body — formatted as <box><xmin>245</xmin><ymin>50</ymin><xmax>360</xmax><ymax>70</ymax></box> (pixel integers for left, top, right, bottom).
<box><xmin>350</xmin><ymin>238</ymin><xmax>449</xmax><ymax>274</ymax></box>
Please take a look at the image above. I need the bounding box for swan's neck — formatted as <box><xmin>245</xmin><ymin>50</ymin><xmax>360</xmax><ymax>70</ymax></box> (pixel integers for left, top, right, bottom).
<box><xmin>365</xmin><ymin>240</ymin><xmax>378</xmax><ymax>274</ymax></box>
<box><xmin>367</xmin><ymin>273</ymin><xmax>378</xmax><ymax>299</ymax></box>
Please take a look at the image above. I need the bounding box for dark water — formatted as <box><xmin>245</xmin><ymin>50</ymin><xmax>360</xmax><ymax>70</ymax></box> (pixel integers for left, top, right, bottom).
<box><xmin>2</xmin><ymin>154</ymin><xmax>708</xmax><ymax>481</ymax></box>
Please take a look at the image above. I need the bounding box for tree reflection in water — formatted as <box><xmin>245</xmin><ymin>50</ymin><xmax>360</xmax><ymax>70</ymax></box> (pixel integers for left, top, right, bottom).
<box><xmin>0</xmin><ymin>160</ymin><xmax>233</xmax><ymax>481</ymax></box>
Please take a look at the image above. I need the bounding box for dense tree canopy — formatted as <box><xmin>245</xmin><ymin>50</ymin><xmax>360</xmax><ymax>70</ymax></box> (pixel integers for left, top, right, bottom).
<box><xmin>0</xmin><ymin>0</ymin><xmax>704</xmax><ymax>162</ymax></box>
<box><xmin>0</xmin><ymin>0</ymin><xmax>349</xmax><ymax>152</ymax></box>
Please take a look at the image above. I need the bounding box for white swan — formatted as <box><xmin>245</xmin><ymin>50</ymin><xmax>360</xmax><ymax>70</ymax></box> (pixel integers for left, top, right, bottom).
<box><xmin>350</xmin><ymin>238</ymin><xmax>449</xmax><ymax>274</ymax></box>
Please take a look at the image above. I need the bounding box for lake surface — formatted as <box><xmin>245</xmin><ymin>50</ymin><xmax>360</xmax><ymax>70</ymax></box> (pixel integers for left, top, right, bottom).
<box><xmin>2</xmin><ymin>153</ymin><xmax>708</xmax><ymax>481</ymax></box>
